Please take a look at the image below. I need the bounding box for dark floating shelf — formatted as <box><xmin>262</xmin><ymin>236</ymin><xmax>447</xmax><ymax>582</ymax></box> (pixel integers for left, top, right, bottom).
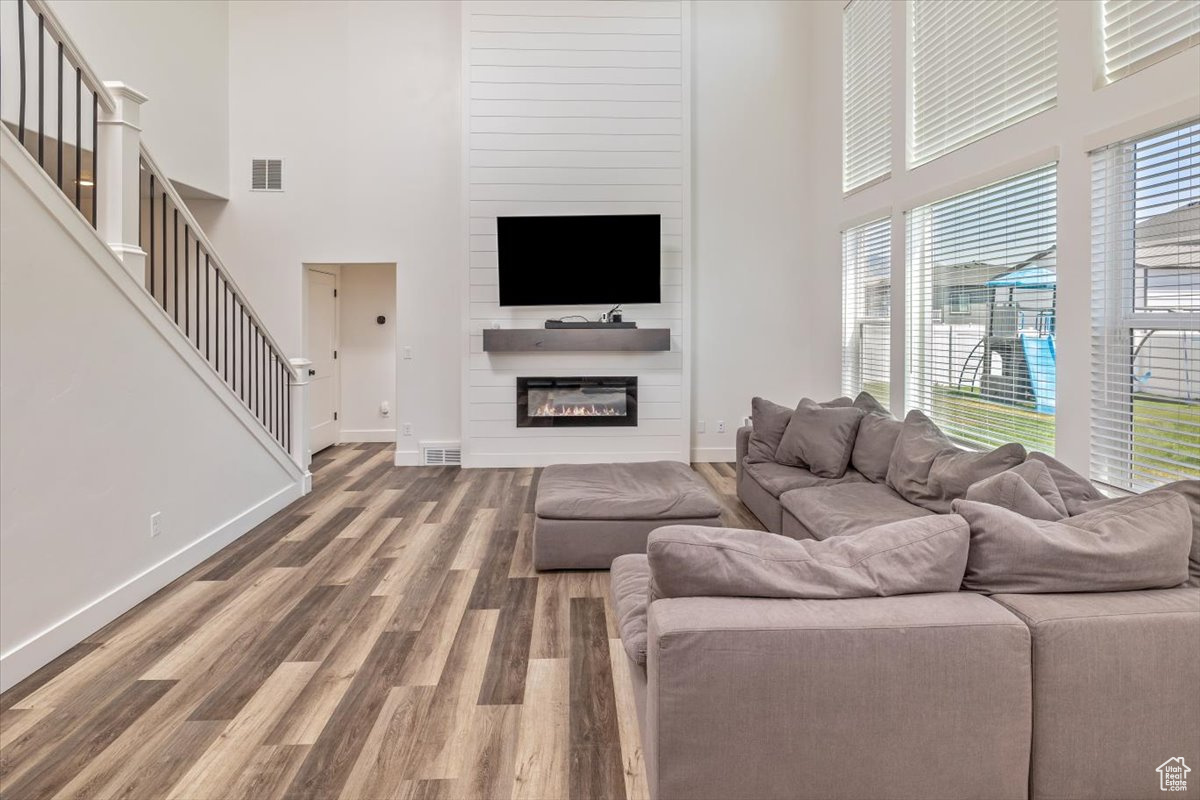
<box><xmin>482</xmin><ymin>327</ymin><xmax>671</xmax><ymax>353</ymax></box>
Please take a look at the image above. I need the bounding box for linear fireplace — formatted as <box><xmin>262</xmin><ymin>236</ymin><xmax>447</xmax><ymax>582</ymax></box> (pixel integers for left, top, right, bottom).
<box><xmin>516</xmin><ymin>376</ymin><xmax>638</xmax><ymax>427</ymax></box>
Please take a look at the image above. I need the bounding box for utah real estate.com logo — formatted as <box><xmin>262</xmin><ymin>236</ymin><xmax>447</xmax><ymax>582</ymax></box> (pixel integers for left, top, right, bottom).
<box><xmin>1158</xmin><ymin>757</ymin><xmax>1191</xmax><ymax>792</ymax></box>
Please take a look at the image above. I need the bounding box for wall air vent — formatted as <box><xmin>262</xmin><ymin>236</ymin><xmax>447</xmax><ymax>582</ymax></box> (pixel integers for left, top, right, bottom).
<box><xmin>421</xmin><ymin>442</ymin><xmax>462</xmax><ymax>466</ymax></box>
<box><xmin>251</xmin><ymin>158</ymin><xmax>283</xmax><ymax>191</ymax></box>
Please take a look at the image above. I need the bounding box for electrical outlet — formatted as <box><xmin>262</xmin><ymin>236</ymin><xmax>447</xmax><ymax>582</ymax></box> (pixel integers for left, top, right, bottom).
<box><xmin>402</xmin><ymin>346</ymin><xmax>413</xmax><ymax>360</ymax></box>
<box><xmin>380</xmin><ymin>401</ymin><xmax>391</xmax><ymax>418</ymax></box>
<box><xmin>402</xmin><ymin>422</ymin><xmax>413</xmax><ymax>436</ymax></box>
<box><xmin>717</xmin><ymin>420</ymin><xmax>726</xmax><ymax>434</ymax></box>
<box><xmin>150</xmin><ymin>512</ymin><xmax>162</xmax><ymax>538</ymax></box>
<box><xmin>696</xmin><ymin>420</ymin><xmax>706</xmax><ymax>433</ymax></box>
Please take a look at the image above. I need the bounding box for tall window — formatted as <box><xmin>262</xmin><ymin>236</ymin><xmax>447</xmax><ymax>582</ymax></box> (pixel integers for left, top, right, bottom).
<box><xmin>1102</xmin><ymin>0</ymin><xmax>1200</xmax><ymax>83</ymax></box>
<box><xmin>907</xmin><ymin>164</ymin><xmax>1058</xmax><ymax>451</ymax></box>
<box><xmin>1091</xmin><ymin>120</ymin><xmax>1200</xmax><ymax>491</ymax></box>
<box><xmin>843</xmin><ymin>218</ymin><xmax>892</xmax><ymax>406</ymax></box>
<box><xmin>843</xmin><ymin>0</ymin><xmax>891</xmax><ymax>192</ymax></box>
<box><xmin>910</xmin><ymin>0</ymin><xmax>1057</xmax><ymax>166</ymax></box>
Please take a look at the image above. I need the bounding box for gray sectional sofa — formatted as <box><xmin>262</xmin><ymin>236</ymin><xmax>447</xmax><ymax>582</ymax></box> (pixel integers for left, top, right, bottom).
<box><xmin>609</xmin><ymin>394</ymin><xmax>1200</xmax><ymax>800</ymax></box>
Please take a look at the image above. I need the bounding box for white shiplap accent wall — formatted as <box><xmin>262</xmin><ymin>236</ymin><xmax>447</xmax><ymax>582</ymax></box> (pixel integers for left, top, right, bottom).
<box><xmin>462</xmin><ymin>0</ymin><xmax>691</xmax><ymax>467</ymax></box>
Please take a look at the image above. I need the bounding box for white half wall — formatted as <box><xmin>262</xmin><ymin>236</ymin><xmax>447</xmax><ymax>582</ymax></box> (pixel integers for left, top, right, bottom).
<box><xmin>462</xmin><ymin>0</ymin><xmax>692</xmax><ymax>467</ymax></box>
<box><xmin>0</xmin><ymin>132</ymin><xmax>301</xmax><ymax>691</ymax></box>
<box><xmin>48</xmin><ymin>0</ymin><xmax>230</xmax><ymax>198</ymax></box>
<box><xmin>338</xmin><ymin>263</ymin><xmax>398</xmax><ymax>442</ymax></box>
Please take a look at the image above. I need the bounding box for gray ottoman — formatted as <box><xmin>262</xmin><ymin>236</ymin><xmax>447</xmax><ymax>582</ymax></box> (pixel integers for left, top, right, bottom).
<box><xmin>534</xmin><ymin>461</ymin><xmax>724</xmax><ymax>570</ymax></box>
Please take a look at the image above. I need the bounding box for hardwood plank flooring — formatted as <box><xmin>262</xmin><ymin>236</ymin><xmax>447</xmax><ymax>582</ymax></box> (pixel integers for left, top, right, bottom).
<box><xmin>0</xmin><ymin>446</ymin><xmax>759</xmax><ymax>799</ymax></box>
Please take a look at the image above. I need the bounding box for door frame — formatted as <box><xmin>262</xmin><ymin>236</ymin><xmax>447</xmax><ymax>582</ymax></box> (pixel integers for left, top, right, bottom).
<box><xmin>303</xmin><ymin>264</ymin><xmax>341</xmax><ymax>451</ymax></box>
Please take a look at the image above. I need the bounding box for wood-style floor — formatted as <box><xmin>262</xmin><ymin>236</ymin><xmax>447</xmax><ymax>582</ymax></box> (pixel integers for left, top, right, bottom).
<box><xmin>0</xmin><ymin>444</ymin><xmax>760</xmax><ymax>800</ymax></box>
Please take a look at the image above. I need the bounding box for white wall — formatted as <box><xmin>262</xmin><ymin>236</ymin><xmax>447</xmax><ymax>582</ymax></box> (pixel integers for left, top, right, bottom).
<box><xmin>462</xmin><ymin>0</ymin><xmax>691</xmax><ymax>467</ymax></box>
<box><xmin>196</xmin><ymin>0</ymin><xmax>462</xmax><ymax>465</ymax></box>
<box><xmin>691</xmin><ymin>0</ymin><xmax>814</xmax><ymax>460</ymax></box>
<box><xmin>338</xmin><ymin>263</ymin><xmax>398</xmax><ymax>442</ymax></box>
<box><xmin>0</xmin><ymin>133</ymin><xmax>300</xmax><ymax>690</ymax></box>
<box><xmin>804</xmin><ymin>0</ymin><xmax>1200</xmax><ymax>474</ymax></box>
<box><xmin>48</xmin><ymin>0</ymin><xmax>230</xmax><ymax>198</ymax></box>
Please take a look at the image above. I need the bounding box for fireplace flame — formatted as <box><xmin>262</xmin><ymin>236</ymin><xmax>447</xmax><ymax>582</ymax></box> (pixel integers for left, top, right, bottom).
<box><xmin>531</xmin><ymin>401</ymin><xmax>624</xmax><ymax>417</ymax></box>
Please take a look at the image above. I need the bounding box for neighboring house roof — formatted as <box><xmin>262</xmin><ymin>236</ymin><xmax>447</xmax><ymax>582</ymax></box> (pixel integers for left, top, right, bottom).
<box><xmin>1136</xmin><ymin>200</ymin><xmax>1200</xmax><ymax>271</ymax></box>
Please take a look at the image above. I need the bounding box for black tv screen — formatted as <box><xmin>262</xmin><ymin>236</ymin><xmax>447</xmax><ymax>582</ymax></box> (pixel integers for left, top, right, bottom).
<box><xmin>497</xmin><ymin>214</ymin><xmax>661</xmax><ymax>306</ymax></box>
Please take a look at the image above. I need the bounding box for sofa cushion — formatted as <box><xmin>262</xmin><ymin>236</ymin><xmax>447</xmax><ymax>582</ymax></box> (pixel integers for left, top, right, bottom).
<box><xmin>989</xmin><ymin>588</ymin><xmax>1200</xmax><ymax>800</ymax></box>
<box><xmin>1080</xmin><ymin>480</ymin><xmax>1200</xmax><ymax>588</ymax></box>
<box><xmin>852</xmin><ymin>391</ymin><xmax>889</xmax><ymax>415</ymax></box>
<box><xmin>964</xmin><ymin>460</ymin><xmax>1068</xmax><ymax>520</ymax></box>
<box><xmin>646</xmin><ymin>516</ymin><xmax>970</xmax><ymax>600</ymax></box>
<box><xmin>746</xmin><ymin>397</ymin><xmax>793</xmax><ymax>463</ymax></box>
<box><xmin>953</xmin><ymin>492</ymin><xmax>1192</xmax><ymax>593</ymax></box>
<box><xmin>1025</xmin><ymin>451</ymin><xmax>1106</xmax><ymax>514</ymax></box>
<box><xmin>535</xmin><ymin>461</ymin><xmax>722</xmax><ymax>521</ymax></box>
<box><xmin>781</xmin><ymin>482</ymin><xmax>936</xmax><ymax>540</ymax></box>
<box><xmin>742</xmin><ymin>459</ymin><xmax>867</xmax><ymax>499</ymax></box>
<box><xmin>886</xmin><ymin>410</ymin><xmax>1026</xmax><ymax>513</ymax></box>
<box><xmin>610</xmin><ymin>554</ymin><xmax>652</xmax><ymax>666</ymax></box>
<box><xmin>774</xmin><ymin>399</ymin><xmax>865</xmax><ymax>477</ymax></box>
<box><xmin>851</xmin><ymin>413</ymin><xmax>903</xmax><ymax>483</ymax></box>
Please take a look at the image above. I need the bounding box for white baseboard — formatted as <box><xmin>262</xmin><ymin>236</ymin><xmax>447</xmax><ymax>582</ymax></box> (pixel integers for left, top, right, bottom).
<box><xmin>0</xmin><ymin>481</ymin><xmax>303</xmax><ymax>693</ymax></box>
<box><xmin>340</xmin><ymin>429</ymin><xmax>396</xmax><ymax>444</ymax></box>
<box><xmin>394</xmin><ymin>449</ymin><xmax>420</xmax><ymax>466</ymax></box>
<box><xmin>691</xmin><ymin>446</ymin><xmax>736</xmax><ymax>463</ymax></box>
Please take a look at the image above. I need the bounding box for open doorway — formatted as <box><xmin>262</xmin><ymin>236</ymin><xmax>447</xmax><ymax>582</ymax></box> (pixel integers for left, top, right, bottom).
<box><xmin>303</xmin><ymin>263</ymin><xmax>398</xmax><ymax>454</ymax></box>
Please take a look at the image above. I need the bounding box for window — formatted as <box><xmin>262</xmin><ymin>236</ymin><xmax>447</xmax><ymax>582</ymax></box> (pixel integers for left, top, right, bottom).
<box><xmin>910</xmin><ymin>0</ymin><xmax>1057</xmax><ymax>166</ymax></box>
<box><xmin>907</xmin><ymin>164</ymin><xmax>1058</xmax><ymax>451</ymax></box>
<box><xmin>1102</xmin><ymin>0</ymin><xmax>1200</xmax><ymax>83</ymax></box>
<box><xmin>843</xmin><ymin>0</ymin><xmax>892</xmax><ymax>192</ymax></box>
<box><xmin>1091</xmin><ymin>120</ymin><xmax>1200</xmax><ymax>491</ymax></box>
<box><xmin>843</xmin><ymin>218</ymin><xmax>892</xmax><ymax>407</ymax></box>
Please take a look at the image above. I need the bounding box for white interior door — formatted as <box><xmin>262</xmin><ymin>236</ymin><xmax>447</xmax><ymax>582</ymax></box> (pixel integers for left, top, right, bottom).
<box><xmin>306</xmin><ymin>268</ymin><xmax>339</xmax><ymax>453</ymax></box>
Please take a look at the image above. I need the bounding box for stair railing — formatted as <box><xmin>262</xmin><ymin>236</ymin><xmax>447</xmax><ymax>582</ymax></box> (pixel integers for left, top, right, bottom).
<box><xmin>1</xmin><ymin>0</ymin><xmax>114</xmax><ymax>225</ymax></box>
<box><xmin>1</xmin><ymin>0</ymin><xmax>310</xmax><ymax>480</ymax></box>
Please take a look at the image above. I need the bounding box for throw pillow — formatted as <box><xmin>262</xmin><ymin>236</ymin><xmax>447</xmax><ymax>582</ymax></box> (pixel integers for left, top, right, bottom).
<box><xmin>1079</xmin><ymin>481</ymin><xmax>1200</xmax><ymax>588</ymax></box>
<box><xmin>964</xmin><ymin>460</ymin><xmax>1068</xmax><ymax>521</ymax></box>
<box><xmin>821</xmin><ymin>396</ymin><xmax>854</xmax><ymax>408</ymax></box>
<box><xmin>646</xmin><ymin>517</ymin><xmax>970</xmax><ymax>600</ymax></box>
<box><xmin>1025</xmin><ymin>452</ymin><xmax>1106</xmax><ymax>514</ymax></box>
<box><xmin>746</xmin><ymin>397</ymin><xmax>792</xmax><ymax>463</ymax></box>
<box><xmin>774</xmin><ymin>399</ymin><xmax>865</xmax><ymax>477</ymax></box>
<box><xmin>953</xmin><ymin>492</ymin><xmax>1192</xmax><ymax>594</ymax></box>
<box><xmin>886</xmin><ymin>410</ymin><xmax>1026</xmax><ymax>513</ymax></box>
<box><xmin>850</xmin><ymin>397</ymin><xmax>902</xmax><ymax>483</ymax></box>
<box><xmin>852</xmin><ymin>391</ymin><xmax>889</xmax><ymax>416</ymax></box>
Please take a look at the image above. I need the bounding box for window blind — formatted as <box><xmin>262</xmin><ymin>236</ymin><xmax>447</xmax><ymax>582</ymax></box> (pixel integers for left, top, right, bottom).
<box><xmin>843</xmin><ymin>0</ymin><xmax>892</xmax><ymax>193</ymax></box>
<box><xmin>910</xmin><ymin>0</ymin><xmax>1057</xmax><ymax>166</ymax></box>
<box><xmin>907</xmin><ymin>164</ymin><xmax>1058</xmax><ymax>452</ymax></box>
<box><xmin>1103</xmin><ymin>0</ymin><xmax>1200</xmax><ymax>83</ymax></box>
<box><xmin>843</xmin><ymin>218</ymin><xmax>893</xmax><ymax>407</ymax></box>
<box><xmin>1091</xmin><ymin>120</ymin><xmax>1200</xmax><ymax>491</ymax></box>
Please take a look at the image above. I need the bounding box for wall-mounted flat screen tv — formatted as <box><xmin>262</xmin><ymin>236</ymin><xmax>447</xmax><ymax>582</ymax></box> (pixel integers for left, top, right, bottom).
<box><xmin>496</xmin><ymin>214</ymin><xmax>661</xmax><ymax>307</ymax></box>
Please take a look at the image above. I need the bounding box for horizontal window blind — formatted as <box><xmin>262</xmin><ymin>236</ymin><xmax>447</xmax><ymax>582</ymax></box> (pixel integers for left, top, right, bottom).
<box><xmin>907</xmin><ymin>164</ymin><xmax>1058</xmax><ymax>452</ymax></box>
<box><xmin>843</xmin><ymin>218</ymin><xmax>892</xmax><ymax>408</ymax></box>
<box><xmin>910</xmin><ymin>0</ymin><xmax>1057</xmax><ymax>166</ymax></box>
<box><xmin>1091</xmin><ymin>120</ymin><xmax>1200</xmax><ymax>491</ymax></box>
<box><xmin>1103</xmin><ymin>0</ymin><xmax>1200</xmax><ymax>83</ymax></box>
<box><xmin>843</xmin><ymin>0</ymin><xmax>892</xmax><ymax>193</ymax></box>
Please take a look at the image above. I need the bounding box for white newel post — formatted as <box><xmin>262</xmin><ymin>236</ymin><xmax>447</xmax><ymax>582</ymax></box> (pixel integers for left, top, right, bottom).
<box><xmin>289</xmin><ymin>357</ymin><xmax>313</xmax><ymax>493</ymax></box>
<box><xmin>97</xmin><ymin>82</ymin><xmax>149</xmax><ymax>283</ymax></box>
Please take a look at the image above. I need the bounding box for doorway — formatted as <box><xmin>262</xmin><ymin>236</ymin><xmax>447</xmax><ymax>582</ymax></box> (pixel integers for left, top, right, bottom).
<box><xmin>305</xmin><ymin>266</ymin><xmax>340</xmax><ymax>453</ymax></box>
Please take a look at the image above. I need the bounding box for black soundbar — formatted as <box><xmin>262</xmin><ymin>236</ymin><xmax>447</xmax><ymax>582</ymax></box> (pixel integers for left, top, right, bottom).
<box><xmin>544</xmin><ymin>320</ymin><xmax>637</xmax><ymax>329</ymax></box>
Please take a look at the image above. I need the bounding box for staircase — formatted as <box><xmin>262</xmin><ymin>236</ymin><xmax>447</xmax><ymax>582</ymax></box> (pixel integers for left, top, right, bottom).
<box><xmin>0</xmin><ymin>0</ymin><xmax>309</xmax><ymax>474</ymax></box>
<box><xmin>0</xmin><ymin>0</ymin><xmax>312</xmax><ymax>691</ymax></box>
